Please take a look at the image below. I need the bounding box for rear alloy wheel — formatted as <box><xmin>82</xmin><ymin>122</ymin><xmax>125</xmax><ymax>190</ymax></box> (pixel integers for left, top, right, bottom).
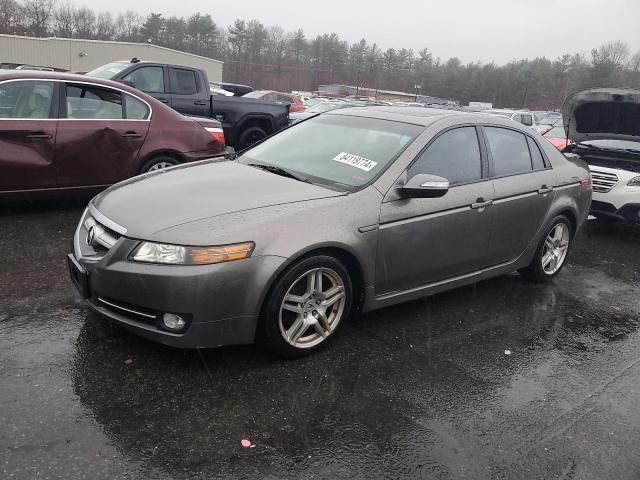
<box><xmin>260</xmin><ymin>256</ymin><xmax>352</xmax><ymax>358</ymax></box>
<box><xmin>519</xmin><ymin>215</ymin><xmax>572</xmax><ymax>282</ymax></box>
<box><xmin>140</xmin><ymin>155</ymin><xmax>180</xmax><ymax>174</ymax></box>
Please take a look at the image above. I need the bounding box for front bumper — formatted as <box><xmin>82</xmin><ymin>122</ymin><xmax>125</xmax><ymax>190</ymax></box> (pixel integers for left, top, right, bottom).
<box><xmin>591</xmin><ymin>200</ymin><xmax>640</xmax><ymax>223</ymax></box>
<box><xmin>69</xmin><ymin>216</ymin><xmax>286</xmax><ymax>348</ymax></box>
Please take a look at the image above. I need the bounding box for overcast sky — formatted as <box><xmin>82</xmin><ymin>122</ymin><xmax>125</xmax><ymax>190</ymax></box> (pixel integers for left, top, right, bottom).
<box><xmin>103</xmin><ymin>0</ymin><xmax>640</xmax><ymax>65</ymax></box>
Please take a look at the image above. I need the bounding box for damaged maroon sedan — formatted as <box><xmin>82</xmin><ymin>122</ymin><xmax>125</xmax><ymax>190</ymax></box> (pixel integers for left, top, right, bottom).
<box><xmin>0</xmin><ymin>71</ymin><xmax>225</xmax><ymax>199</ymax></box>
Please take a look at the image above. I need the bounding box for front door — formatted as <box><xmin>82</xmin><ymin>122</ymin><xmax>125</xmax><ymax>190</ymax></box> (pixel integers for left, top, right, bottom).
<box><xmin>0</xmin><ymin>79</ymin><xmax>58</xmax><ymax>192</ymax></box>
<box><xmin>55</xmin><ymin>82</ymin><xmax>150</xmax><ymax>188</ymax></box>
<box><xmin>122</xmin><ymin>65</ymin><xmax>171</xmax><ymax>105</ymax></box>
<box><xmin>376</xmin><ymin>126</ymin><xmax>494</xmax><ymax>295</ymax></box>
<box><xmin>482</xmin><ymin>126</ymin><xmax>556</xmax><ymax>264</ymax></box>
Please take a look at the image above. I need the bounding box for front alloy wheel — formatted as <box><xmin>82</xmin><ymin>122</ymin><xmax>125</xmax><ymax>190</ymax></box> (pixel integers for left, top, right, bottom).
<box><xmin>260</xmin><ymin>255</ymin><xmax>353</xmax><ymax>358</ymax></box>
<box><xmin>279</xmin><ymin>267</ymin><xmax>346</xmax><ymax>349</ymax></box>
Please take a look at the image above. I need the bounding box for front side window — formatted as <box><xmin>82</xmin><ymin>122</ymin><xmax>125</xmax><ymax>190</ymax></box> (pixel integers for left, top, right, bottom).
<box><xmin>240</xmin><ymin>114</ymin><xmax>421</xmax><ymax>190</ymax></box>
<box><xmin>485</xmin><ymin>127</ymin><xmax>532</xmax><ymax>177</ymax></box>
<box><xmin>170</xmin><ymin>68</ymin><xmax>197</xmax><ymax>95</ymax></box>
<box><xmin>0</xmin><ymin>80</ymin><xmax>54</xmax><ymax>119</ymax></box>
<box><xmin>408</xmin><ymin>127</ymin><xmax>482</xmax><ymax>185</ymax></box>
<box><xmin>123</xmin><ymin>67</ymin><xmax>164</xmax><ymax>94</ymax></box>
<box><xmin>520</xmin><ymin>114</ymin><xmax>533</xmax><ymax>126</ymax></box>
<box><xmin>65</xmin><ymin>84</ymin><xmax>123</xmax><ymax>119</ymax></box>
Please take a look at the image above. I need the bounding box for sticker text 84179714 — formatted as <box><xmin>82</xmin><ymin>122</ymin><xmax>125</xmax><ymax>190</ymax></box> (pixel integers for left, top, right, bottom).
<box><xmin>332</xmin><ymin>152</ymin><xmax>378</xmax><ymax>172</ymax></box>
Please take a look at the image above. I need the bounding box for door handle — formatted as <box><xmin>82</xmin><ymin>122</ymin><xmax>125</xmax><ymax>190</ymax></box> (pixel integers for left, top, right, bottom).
<box><xmin>538</xmin><ymin>185</ymin><xmax>554</xmax><ymax>194</ymax></box>
<box><xmin>122</xmin><ymin>132</ymin><xmax>142</xmax><ymax>139</ymax></box>
<box><xmin>159</xmin><ymin>99</ymin><xmax>169</xmax><ymax>104</ymax></box>
<box><xmin>26</xmin><ymin>133</ymin><xmax>51</xmax><ymax>140</ymax></box>
<box><xmin>194</xmin><ymin>100</ymin><xmax>207</xmax><ymax>106</ymax></box>
<box><xmin>471</xmin><ymin>199</ymin><xmax>493</xmax><ymax>209</ymax></box>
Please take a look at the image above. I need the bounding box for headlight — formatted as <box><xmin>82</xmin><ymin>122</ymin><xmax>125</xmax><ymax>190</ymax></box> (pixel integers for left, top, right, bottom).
<box><xmin>628</xmin><ymin>176</ymin><xmax>640</xmax><ymax>187</ymax></box>
<box><xmin>130</xmin><ymin>241</ymin><xmax>254</xmax><ymax>265</ymax></box>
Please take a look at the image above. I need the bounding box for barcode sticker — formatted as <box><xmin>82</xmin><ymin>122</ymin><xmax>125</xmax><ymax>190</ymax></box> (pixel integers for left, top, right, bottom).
<box><xmin>332</xmin><ymin>152</ymin><xmax>378</xmax><ymax>172</ymax></box>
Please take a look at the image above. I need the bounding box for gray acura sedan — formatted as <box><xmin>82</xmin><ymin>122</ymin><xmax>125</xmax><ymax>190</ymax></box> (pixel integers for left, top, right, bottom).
<box><xmin>68</xmin><ymin>107</ymin><xmax>592</xmax><ymax>357</ymax></box>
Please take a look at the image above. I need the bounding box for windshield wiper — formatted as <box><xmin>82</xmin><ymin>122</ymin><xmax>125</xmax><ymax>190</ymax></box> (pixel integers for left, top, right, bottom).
<box><xmin>247</xmin><ymin>163</ymin><xmax>312</xmax><ymax>184</ymax></box>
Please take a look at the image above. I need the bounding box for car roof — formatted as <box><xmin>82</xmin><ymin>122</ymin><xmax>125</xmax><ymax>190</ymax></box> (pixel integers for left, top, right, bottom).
<box><xmin>327</xmin><ymin>106</ymin><xmax>538</xmax><ymax>130</ymax></box>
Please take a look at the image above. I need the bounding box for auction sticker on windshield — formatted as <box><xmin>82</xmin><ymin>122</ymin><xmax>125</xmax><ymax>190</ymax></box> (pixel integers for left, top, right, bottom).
<box><xmin>332</xmin><ymin>152</ymin><xmax>378</xmax><ymax>172</ymax></box>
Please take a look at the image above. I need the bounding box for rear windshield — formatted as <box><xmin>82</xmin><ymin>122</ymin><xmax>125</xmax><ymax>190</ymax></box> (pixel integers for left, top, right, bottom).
<box><xmin>86</xmin><ymin>62</ymin><xmax>130</xmax><ymax>79</ymax></box>
<box><xmin>545</xmin><ymin>126</ymin><xmax>565</xmax><ymax>138</ymax></box>
<box><xmin>239</xmin><ymin>114</ymin><xmax>422</xmax><ymax>190</ymax></box>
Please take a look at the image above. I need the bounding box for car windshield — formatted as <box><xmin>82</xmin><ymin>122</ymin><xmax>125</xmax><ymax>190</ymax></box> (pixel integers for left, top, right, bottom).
<box><xmin>580</xmin><ymin>139</ymin><xmax>640</xmax><ymax>152</ymax></box>
<box><xmin>239</xmin><ymin>114</ymin><xmax>421</xmax><ymax>190</ymax></box>
<box><xmin>545</xmin><ymin>125</ymin><xmax>566</xmax><ymax>137</ymax></box>
<box><xmin>306</xmin><ymin>102</ymin><xmax>346</xmax><ymax>113</ymax></box>
<box><xmin>540</xmin><ymin>116</ymin><xmax>560</xmax><ymax>125</ymax></box>
<box><xmin>86</xmin><ymin>62</ymin><xmax>129</xmax><ymax>79</ymax></box>
<box><xmin>242</xmin><ymin>90</ymin><xmax>268</xmax><ymax>98</ymax></box>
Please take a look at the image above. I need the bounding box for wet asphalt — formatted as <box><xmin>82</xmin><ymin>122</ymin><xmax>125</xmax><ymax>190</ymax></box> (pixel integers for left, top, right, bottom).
<box><xmin>1</xmin><ymin>200</ymin><xmax>640</xmax><ymax>480</ymax></box>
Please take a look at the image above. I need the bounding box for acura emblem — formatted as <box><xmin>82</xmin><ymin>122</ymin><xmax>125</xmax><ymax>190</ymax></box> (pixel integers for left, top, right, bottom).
<box><xmin>86</xmin><ymin>226</ymin><xmax>96</xmax><ymax>246</ymax></box>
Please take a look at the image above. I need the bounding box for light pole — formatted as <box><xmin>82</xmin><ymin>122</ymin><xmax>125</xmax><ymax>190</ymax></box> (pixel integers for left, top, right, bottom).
<box><xmin>414</xmin><ymin>84</ymin><xmax>421</xmax><ymax>102</ymax></box>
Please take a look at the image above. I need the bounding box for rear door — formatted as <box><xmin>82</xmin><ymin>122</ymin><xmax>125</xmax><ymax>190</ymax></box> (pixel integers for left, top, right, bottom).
<box><xmin>168</xmin><ymin>67</ymin><xmax>208</xmax><ymax>116</ymax></box>
<box><xmin>122</xmin><ymin>65</ymin><xmax>171</xmax><ymax>105</ymax></box>
<box><xmin>376</xmin><ymin>126</ymin><xmax>494</xmax><ymax>294</ymax></box>
<box><xmin>482</xmin><ymin>126</ymin><xmax>556</xmax><ymax>264</ymax></box>
<box><xmin>0</xmin><ymin>79</ymin><xmax>58</xmax><ymax>192</ymax></box>
<box><xmin>55</xmin><ymin>82</ymin><xmax>151</xmax><ymax>188</ymax></box>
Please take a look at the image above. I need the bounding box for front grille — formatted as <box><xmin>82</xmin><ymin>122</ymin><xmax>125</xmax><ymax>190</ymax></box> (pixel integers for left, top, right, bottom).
<box><xmin>589</xmin><ymin>168</ymin><xmax>619</xmax><ymax>193</ymax></box>
<box><xmin>74</xmin><ymin>206</ymin><xmax>126</xmax><ymax>260</ymax></box>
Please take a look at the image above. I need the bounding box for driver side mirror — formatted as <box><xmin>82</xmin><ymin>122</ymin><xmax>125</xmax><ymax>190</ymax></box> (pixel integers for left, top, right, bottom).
<box><xmin>398</xmin><ymin>174</ymin><xmax>450</xmax><ymax>198</ymax></box>
<box><xmin>117</xmin><ymin>79</ymin><xmax>136</xmax><ymax>89</ymax></box>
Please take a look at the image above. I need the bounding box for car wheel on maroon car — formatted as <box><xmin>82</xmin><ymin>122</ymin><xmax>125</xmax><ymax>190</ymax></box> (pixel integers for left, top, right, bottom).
<box><xmin>140</xmin><ymin>155</ymin><xmax>180</xmax><ymax>174</ymax></box>
<box><xmin>259</xmin><ymin>255</ymin><xmax>353</xmax><ymax>358</ymax></box>
<box><xmin>237</xmin><ymin>126</ymin><xmax>267</xmax><ymax>150</ymax></box>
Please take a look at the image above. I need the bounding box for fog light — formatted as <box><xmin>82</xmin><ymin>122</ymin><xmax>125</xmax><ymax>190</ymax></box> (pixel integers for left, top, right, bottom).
<box><xmin>162</xmin><ymin>313</ymin><xmax>186</xmax><ymax>331</ymax></box>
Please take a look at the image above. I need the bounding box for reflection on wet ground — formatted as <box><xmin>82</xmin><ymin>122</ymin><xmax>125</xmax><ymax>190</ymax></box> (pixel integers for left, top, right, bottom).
<box><xmin>1</xmin><ymin>202</ymin><xmax>639</xmax><ymax>479</ymax></box>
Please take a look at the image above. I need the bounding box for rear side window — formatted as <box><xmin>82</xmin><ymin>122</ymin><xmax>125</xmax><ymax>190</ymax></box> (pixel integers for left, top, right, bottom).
<box><xmin>408</xmin><ymin>127</ymin><xmax>482</xmax><ymax>185</ymax></box>
<box><xmin>65</xmin><ymin>84</ymin><xmax>123</xmax><ymax>119</ymax></box>
<box><xmin>485</xmin><ymin>127</ymin><xmax>532</xmax><ymax>177</ymax></box>
<box><xmin>521</xmin><ymin>114</ymin><xmax>533</xmax><ymax>126</ymax></box>
<box><xmin>170</xmin><ymin>68</ymin><xmax>198</xmax><ymax>95</ymax></box>
<box><xmin>124</xmin><ymin>94</ymin><xmax>150</xmax><ymax>120</ymax></box>
<box><xmin>0</xmin><ymin>80</ymin><xmax>54</xmax><ymax>118</ymax></box>
<box><xmin>527</xmin><ymin>137</ymin><xmax>546</xmax><ymax>170</ymax></box>
<box><xmin>123</xmin><ymin>67</ymin><xmax>164</xmax><ymax>94</ymax></box>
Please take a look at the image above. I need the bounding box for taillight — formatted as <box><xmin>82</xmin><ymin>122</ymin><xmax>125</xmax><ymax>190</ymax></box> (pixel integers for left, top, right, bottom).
<box><xmin>205</xmin><ymin>127</ymin><xmax>225</xmax><ymax>145</ymax></box>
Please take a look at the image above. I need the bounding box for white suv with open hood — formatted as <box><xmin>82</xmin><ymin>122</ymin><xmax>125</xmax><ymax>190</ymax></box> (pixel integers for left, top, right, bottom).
<box><xmin>562</xmin><ymin>88</ymin><xmax>640</xmax><ymax>223</ymax></box>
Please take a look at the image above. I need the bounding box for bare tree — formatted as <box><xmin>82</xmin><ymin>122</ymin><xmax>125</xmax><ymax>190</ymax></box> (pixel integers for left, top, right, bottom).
<box><xmin>95</xmin><ymin>11</ymin><xmax>115</xmax><ymax>40</ymax></box>
<box><xmin>22</xmin><ymin>0</ymin><xmax>57</xmax><ymax>36</ymax></box>
<box><xmin>73</xmin><ymin>6</ymin><xmax>94</xmax><ymax>39</ymax></box>
<box><xmin>0</xmin><ymin>0</ymin><xmax>22</xmax><ymax>34</ymax></box>
<box><xmin>115</xmin><ymin>10</ymin><xmax>141</xmax><ymax>42</ymax></box>
<box><xmin>53</xmin><ymin>1</ymin><xmax>74</xmax><ymax>37</ymax></box>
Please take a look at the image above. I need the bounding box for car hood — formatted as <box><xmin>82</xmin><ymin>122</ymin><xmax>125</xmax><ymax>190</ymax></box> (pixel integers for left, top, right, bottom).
<box><xmin>92</xmin><ymin>160</ymin><xmax>343</xmax><ymax>240</ymax></box>
<box><xmin>562</xmin><ymin>88</ymin><xmax>640</xmax><ymax>143</ymax></box>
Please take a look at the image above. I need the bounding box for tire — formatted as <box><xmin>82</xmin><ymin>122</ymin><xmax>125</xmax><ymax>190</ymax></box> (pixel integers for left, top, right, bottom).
<box><xmin>139</xmin><ymin>155</ymin><xmax>180</xmax><ymax>174</ymax></box>
<box><xmin>237</xmin><ymin>126</ymin><xmax>267</xmax><ymax>150</ymax></box>
<box><xmin>259</xmin><ymin>255</ymin><xmax>353</xmax><ymax>358</ymax></box>
<box><xmin>519</xmin><ymin>215</ymin><xmax>573</xmax><ymax>283</ymax></box>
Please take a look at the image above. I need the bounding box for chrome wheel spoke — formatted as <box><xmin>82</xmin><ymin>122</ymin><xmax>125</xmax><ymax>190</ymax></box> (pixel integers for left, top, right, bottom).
<box><xmin>542</xmin><ymin>252</ymin><xmax>553</xmax><ymax>267</ymax></box>
<box><xmin>286</xmin><ymin>316</ymin><xmax>308</xmax><ymax>343</ymax></box>
<box><xmin>544</xmin><ymin>238</ymin><xmax>554</xmax><ymax>250</ymax></box>
<box><xmin>282</xmin><ymin>302</ymin><xmax>303</xmax><ymax>314</ymax></box>
<box><xmin>314</xmin><ymin>270</ymin><xmax>323</xmax><ymax>295</ymax></box>
<box><xmin>321</xmin><ymin>286</ymin><xmax>345</xmax><ymax>307</ymax></box>
<box><xmin>305</xmin><ymin>271</ymin><xmax>316</xmax><ymax>295</ymax></box>
<box><xmin>284</xmin><ymin>293</ymin><xmax>305</xmax><ymax>304</ymax></box>
<box><xmin>313</xmin><ymin>318</ymin><xmax>329</xmax><ymax>338</ymax></box>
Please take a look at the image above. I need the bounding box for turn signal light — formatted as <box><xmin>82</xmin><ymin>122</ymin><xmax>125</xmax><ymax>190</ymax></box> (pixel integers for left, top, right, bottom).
<box><xmin>189</xmin><ymin>242</ymin><xmax>254</xmax><ymax>265</ymax></box>
<box><xmin>205</xmin><ymin>127</ymin><xmax>225</xmax><ymax>145</ymax></box>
